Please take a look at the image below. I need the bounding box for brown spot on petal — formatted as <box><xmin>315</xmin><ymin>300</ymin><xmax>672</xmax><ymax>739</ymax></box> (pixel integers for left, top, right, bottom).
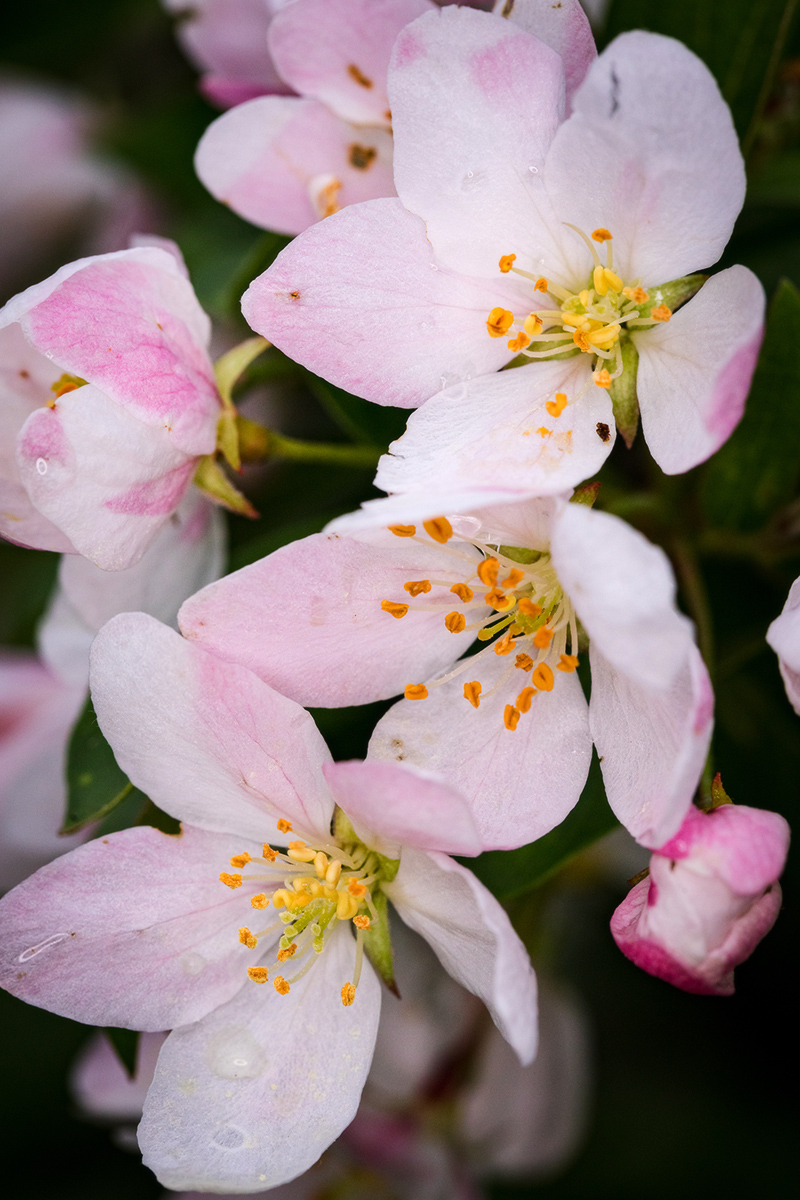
<box><xmin>349</xmin><ymin>144</ymin><xmax>377</xmax><ymax>170</ymax></box>
<box><xmin>348</xmin><ymin>64</ymin><xmax>373</xmax><ymax>88</ymax></box>
<box><xmin>596</xmin><ymin>422</ymin><xmax>611</xmax><ymax>442</ymax></box>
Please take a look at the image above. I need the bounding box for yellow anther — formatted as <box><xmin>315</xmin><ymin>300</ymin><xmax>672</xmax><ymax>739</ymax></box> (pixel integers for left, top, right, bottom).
<box><xmin>353</xmin><ymin>915</ymin><xmax>371</xmax><ymax>930</ymax></box>
<box><xmin>516</xmin><ymin>686</ymin><xmax>537</xmax><ymax>713</ymax></box>
<box><xmin>287</xmin><ymin>841</ymin><xmax>316</xmax><ymax>863</ymax></box>
<box><xmin>316</xmin><ymin>176</ymin><xmax>342</xmax><ymax>218</ymax></box>
<box><xmin>248</xmin><ymin>966</ymin><xmax>269</xmax><ymax>984</ymax></box>
<box><xmin>592</xmin><ymin>228</ymin><xmax>613</xmax><ymax>243</ymax></box>
<box><xmin>229</xmin><ymin>852</ymin><xmax>252</xmax><ymax>869</ymax></box>
<box><xmin>277</xmin><ymin>943</ymin><xmax>297</xmax><ymax>962</ymax></box>
<box><xmin>464</xmin><ymin>680</ymin><xmax>482</xmax><ymax>708</ymax></box>
<box><xmin>381</xmin><ymin>599</ymin><xmax>409</xmax><ymax>619</ymax></box>
<box><xmin>623</xmin><ymin>286</ymin><xmax>649</xmax><ymax>304</ymax></box>
<box><xmin>486</xmin><ymin>307</ymin><xmax>515</xmax><ymax>338</ymax></box>
<box><xmin>445</xmin><ymin>611</ymin><xmax>467</xmax><ymax>633</ymax></box>
<box><xmin>477</xmin><ymin>557</ymin><xmax>499</xmax><ymax>586</ymax></box>
<box><xmin>341</xmin><ymin>982</ymin><xmax>356</xmax><ymax>1006</ymax></box>
<box><xmin>389</xmin><ymin>524</ymin><xmax>416</xmax><ymax>537</ymax></box>
<box><xmin>277</xmin><ymin>819</ymin><xmax>293</xmax><ymax>833</ymax></box>
<box><xmin>523</xmin><ymin>313</ymin><xmax>543</xmax><ymax>336</ymax></box>
<box><xmin>517</xmin><ymin>598</ymin><xmax>542</xmax><ymax>619</ymax></box>
<box><xmin>501</xmin><ymin>568</ymin><xmax>525</xmax><ymax>588</ymax></box>
<box><xmin>504</xmin><ymin>705</ymin><xmax>520</xmax><ymax>731</ymax></box>
<box><xmin>533</xmin><ymin>625</ymin><xmax>554</xmax><ymax>649</ymax></box>
<box><xmin>515</xmin><ymin>652</ymin><xmax>534</xmax><ymax>671</ymax></box>
<box><xmin>238</xmin><ymin>927</ymin><xmax>258</xmax><ymax>949</ymax></box>
<box><xmin>271</xmin><ymin>889</ymin><xmax>290</xmax><ymax>909</ymax></box>
<box><xmin>557</xmin><ymin>653</ymin><xmax>580</xmax><ymax>672</ymax></box>
<box><xmin>274</xmin><ymin>976</ymin><xmax>290</xmax><ymax>995</ymax></box>
<box><xmin>262</xmin><ymin>843</ymin><xmax>277</xmax><ymax>863</ymax></box>
<box><xmin>325</xmin><ymin>859</ymin><xmax>343</xmax><ymax>886</ymax></box>
<box><xmin>561</xmin><ymin>311</ymin><xmax>585</xmax><ymax>328</ymax></box>
<box><xmin>293</xmin><ymin>876</ymin><xmax>312</xmax><ymax>892</ymax></box>
<box><xmin>534</xmin><ymin>277</ymin><xmax>548</xmax><ymax>292</ymax></box>
<box><xmin>604</xmin><ymin>270</ymin><xmax>623</xmax><ymax>293</ymax></box>
<box><xmin>593</xmin><ymin>264</ymin><xmax>609</xmax><ymax>296</ymax></box>
<box><xmin>251</xmin><ymin>893</ymin><xmax>269</xmax><ymax>909</ymax></box>
<box><xmin>337</xmin><ymin>891</ymin><xmax>360</xmax><ymax>920</ymax></box>
<box><xmin>578</xmin><ymin>290</ymin><xmax>591</xmax><ymax>306</ymax></box>
<box><xmin>323</xmin><ymin>884</ymin><xmax>339</xmax><ymax>901</ymax></box>
<box><xmin>532</xmin><ymin>662</ymin><xmax>555</xmax><ymax>691</ymax></box>
<box><xmin>494</xmin><ymin>630</ymin><xmax>515</xmax><ymax>656</ymax></box>
<box><xmin>651</xmin><ymin>305</ymin><xmax>672</xmax><ymax>322</ymax></box>
<box><xmin>484</xmin><ymin>587</ymin><xmax>514</xmax><ymax>612</ymax></box>
<box><xmin>404</xmin><ymin>683</ymin><xmax>428</xmax><ymax>700</ymax></box>
<box><xmin>499</xmin><ymin>254</ymin><xmax>516</xmax><ymax>273</ymax></box>
<box><xmin>314</xmin><ymin>851</ymin><xmax>329</xmax><ymax>877</ymax></box>
<box><xmin>220</xmin><ymin>872</ymin><xmax>242</xmax><ymax>889</ymax></box>
<box><xmin>593</xmin><ymin>368</ymin><xmax>612</xmax><ymax>388</ymax></box>
<box><xmin>545</xmin><ymin>392</ymin><xmax>568</xmax><ymax>419</ymax></box>
<box><xmin>423</xmin><ymin>517</ymin><xmax>453</xmax><ymax>543</ymax></box>
<box><xmin>588</xmin><ymin>323</ymin><xmax>621</xmax><ymax>348</ymax></box>
<box><xmin>450</xmin><ymin>582</ymin><xmax>474</xmax><ymax>602</ymax></box>
<box><xmin>404</xmin><ymin>579</ymin><xmax>431</xmax><ymax>596</ymax></box>
<box><xmin>507</xmin><ymin>331</ymin><xmax>530</xmax><ymax>352</ymax></box>
<box><xmin>50</xmin><ymin>373</ymin><xmax>86</xmax><ymax>400</ymax></box>
<box><xmin>348</xmin><ymin>880</ymin><xmax>368</xmax><ymax>898</ymax></box>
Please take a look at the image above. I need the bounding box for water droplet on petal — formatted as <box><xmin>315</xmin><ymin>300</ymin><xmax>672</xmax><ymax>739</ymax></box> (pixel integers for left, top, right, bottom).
<box><xmin>36</xmin><ymin>458</ymin><xmax>47</xmax><ymax>476</ymax></box>
<box><xmin>207</xmin><ymin>1026</ymin><xmax>267</xmax><ymax>1080</ymax></box>
<box><xmin>529</xmin><ymin>165</ymin><xmax>539</xmax><ymax>175</ymax></box>
<box><xmin>18</xmin><ymin>932</ymin><xmax>70</xmax><ymax>962</ymax></box>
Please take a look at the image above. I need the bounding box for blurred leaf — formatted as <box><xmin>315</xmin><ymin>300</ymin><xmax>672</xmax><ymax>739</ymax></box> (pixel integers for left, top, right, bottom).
<box><xmin>702</xmin><ymin>278</ymin><xmax>800</xmax><ymax>531</ymax></box>
<box><xmin>303</xmin><ymin>373</ymin><xmax>409</xmax><ymax>447</ymax></box>
<box><xmin>0</xmin><ymin>544</ymin><xmax>58</xmax><ymax>647</ymax></box>
<box><xmin>465</xmin><ymin>754</ymin><xmax>619</xmax><ymax>901</ymax></box>
<box><xmin>63</xmin><ymin>698</ymin><xmax>148</xmax><ymax>833</ymax></box>
<box><xmin>748</xmin><ymin>148</ymin><xmax>800</xmax><ymax>205</ymax></box>
<box><xmin>604</xmin><ymin>0</ymin><xmax>799</xmax><ymax>149</ymax></box>
<box><xmin>104</xmin><ymin>1028</ymin><xmax>139</xmax><ymax>1079</ymax></box>
<box><xmin>229</xmin><ymin>510</ymin><xmax>350</xmax><ymax>571</ymax></box>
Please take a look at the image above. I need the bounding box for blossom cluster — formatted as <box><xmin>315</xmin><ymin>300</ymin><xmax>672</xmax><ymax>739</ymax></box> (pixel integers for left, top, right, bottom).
<box><xmin>0</xmin><ymin>1</ymin><xmax>793</xmax><ymax>1196</ymax></box>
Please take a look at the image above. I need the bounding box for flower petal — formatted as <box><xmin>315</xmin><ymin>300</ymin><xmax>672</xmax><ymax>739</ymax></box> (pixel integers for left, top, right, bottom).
<box><xmin>498</xmin><ymin>0</ymin><xmax>596</xmax><ymax>111</ymax></box>
<box><xmin>374</xmin><ymin>357</ymin><xmax>613</xmax><ymax>499</ymax></box>
<box><xmin>545</xmin><ymin>31</ymin><xmax>746</xmax><ymax>282</ymax></box>
<box><xmin>384</xmin><ymin>848</ymin><xmax>538</xmax><ymax>1064</ymax></box>
<box><xmin>389</xmin><ymin>7</ymin><xmax>565</xmax><ymax>277</ymax></box>
<box><xmin>268</xmin><ymin>0</ymin><xmax>434</xmax><ymax>127</ymax></box>
<box><xmin>767</xmin><ymin>576</ymin><xmax>800</xmax><ymax>715</ymax></box>
<box><xmin>138</xmin><ymin>923</ymin><xmax>381</xmax><ymax>1193</ymax></box>
<box><xmin>368</xmin><ymin>649</ymin><xmax>592</xmax><ymax>850</ymax></box>
<box><xmin>196</xmin><ymin>96</ymin><xmax>394</xmax><ymax>236</ymax></box>
<box><xmin>323</xmin><ymin>759</ymin><xmax>483</xmax><ymax>857</ymax></box>
<box><xmin>0</xmin><ymin>824</ymin><xmax>261</xmax><ymax>1029</ymax></box>
<box><xmin>589</xmin><ymin>642</ymin><xmax>713</xmax><ymax>848</ymax></box>
<box><xmin>179</xmin><ymin>528</ymin><xmax>481</xmax><ymax>707</ymax></box>
<box><xmin>634</xmin><ymin>266</ymin><xmax>766</xmax><ymax>474</ymax></box>
<box><xmin>90</xmin><ymin>613</ymin><xmax>334</xmax><ymax>843</ymax></box>
<box><xmin>242</xmin><ymin>197</ymin><xmax>523</xmax><ymax>408</ymax></box>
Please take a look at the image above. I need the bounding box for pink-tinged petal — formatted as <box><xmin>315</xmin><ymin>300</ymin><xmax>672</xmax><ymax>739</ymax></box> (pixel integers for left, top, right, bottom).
<box><xmin>635</xmin><ymin>267</ymin><xmax>765</xmax><ymax>474</ymax></box>
<box><xmin>497</xmin><ymin>0</ymin><xmax>596</xmax><ymax>111</ymax></box>
<box><xmin>37</xmin><ymin>591</ymin><xmax>94</xmax><ymax>688</ymax></box>
<box><xmin>551</xmin><ymin>502</ymin><xmax>693</xmax><ymax>691</ymax></box>
<box><xmin>242</xmin><ymin>197</ymin><xmax>525</xmax><ymax>408</ymax></box>
<box><xmin>323</xmin><ymin>759</ymin><xmax>483</xmax><ymax>857</ymax></box>
<box><xmin>16</xmin><ymin>386</ymin><xmax>196</xmax><ymax>570</ymax></box>
<box><xmin>327</xmin><ymin>487</ymin><xmax>558</xmax><ymax>538</ymax></box>
<box><xmin>2</xmin><ymin>248</ymin><xmax>219</xmax><ymax>455</ymax></box>
<box><xmin>545</xmin><ymin>32</ymin><xmax>745</xmax><ymax>283</ymax></box>
<box><xmin>139</xmin><ymin>923</ymin><xmax>381</xmax><ymax>1193</ymax></box>
<box><xmin>368</xmin><ymin>650</ymin><xmax>592</xmax><ymax>851</ymax></box>
<box><xmin>658</xmin><ymin>804</ymin><xmax>790</xmax><ymax>895</ymax></box>
<box><xmin>767</xmin><ymin>576</ymin><xmax>800</xmax><ymax>715</ymax></box>
<box><xmin>384</xmin><ymin>848</ymin><xmax>538</xmax><ymax>1064</ymax></box>
<box><xmin>196</xmin><ymin>97</ymin><xmax>394</xmax><ymax>236</ymax></box>
<box><xmin>70</xmin><ymin>1031</ymin><xmax>166</xmax><ymax>1121</ymax></box>
<box><xmin>179</xmin><ymin>528</ymin><xmax>481</xmax><ymax>707</ymax></box>
<box><xmin>589</xmin><ymin>642</ymin><xmax>713</xmax><ymax>849</ymax></box>
<box><xmin>0</xmin><ymin>824</ymin><xmax>263</xmax><ymax>1029</ymax></box>
<box><xmin>269</xmin><ymin>0</ymin><xmax>434</xmax><ymax>127</ymax></box>
<box><xmin>389</xmin><ymin>7</ymin><xmax>565</xmax><ymax>278</ymax></box>
<box><xmin>90</xmin><ymin>613</ymin><xmax>334</xmax><ymax>844</ymax></box>
<box><xmin>374</xmin><ymin>358</ymin><xmax>613</xmax><ymax>499</ymax></box>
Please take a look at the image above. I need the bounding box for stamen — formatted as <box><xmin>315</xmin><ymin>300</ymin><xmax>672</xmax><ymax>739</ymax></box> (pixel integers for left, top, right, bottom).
<box><xmin>623</xmin><ymin>286</ymin><xmax>648</xmax><ymax>303</ymax></box>
<box><xmin>593</xmin><ymin>368</ymin><xmax>612</xmax><ymax>388</ymax></box>
<box><xmin>248</xmin><ymin>967</ymin><xmax>269</xmax><ymax>984</ymax></box>
<box><xmin>277</xmin><ymin>819</ymin><xmax>293</xmax><ymax>834</ymax></box>
<box><xmin>508</xmin><ymin>332</ymin><xmax>530</xmax><ymax>352</ymax></box>
<box><xmin>262</xmin><ymin>844</ymin><xmax>277</xmax><ymax>862</ymax></box>
<box><xmin>477</xmin><ymin>557</ymin><xmax>499</xmax><ymax>586</ymax></box>
<box><xmin>494</xmin><ymin>630</ymin><xmax>515</xmax><ymax>656</ymax></box>
<box><xmin>389</xmin><ymin>524</ymin><xmax>416</xmax><ymax>537</ymax></box>
<box><xmin>517</xmin><ymin>599</ymin><xmax>542</xmax><ymax>619</ymax></box>
<box><xmin>651</xmin><ymin>305</ymin><xmax>672</xmax><ymax>322</ymax></box>
<box><xmin>239</xmin><ymin>927</ymin><xmax>258</xmax><ymax>948</ymax></box>
<box><xmin>487</xmin><ymin>307</ymin><xmax>514</xmax><ymax>338</ymax></box>
<box><xmin>445</xmin><ymin>611</ymin><xmax>467</xmax><ymax>633</ymax></box>
<box><xmin>381</xmin><ymin>600</ymin><xmax>409</xmax><ymax>619</ymax></box>
<box><xmin>484</xmin><ymin>587</ymin><xmax>513</xmax><ymax>611</ymax></box>
<box><xmin>524</xmin><ymin>313</ymin><xmax>543</xmax><ymax>335</ymax></box>
<box><xmin>341</xmin><ymin>982</ymin><xmax>356</xmax><ymax>1006</ymax></box>
<box><xmin>516</xmin><ymin>686</ymin><xmax>536</xmax><ymax>713</ymax></box>
<box><xmin>287</xmin><ymin>841</ymin><xmax>316</xmax><ymax>863</ymax></box>
<box><xmin>337</xmin><ymin>891</ymin><xmax>359</xmax><ymax>920</ymax></box>
<box><xmin>515</xmin><ymin>653</ymin><xmax>533</xmax><ymax>671</ymax></box>
<box><xmin>592</xmin><ymin>228</ymin><xmax>612</xmax><ymax>243</ymax></box>
<box><xmin>353</xmin><ymin>915</ymin><xmax>371</xmax><ymax>930</ymax></box>
<box><xmin>230</xmin><ymin>852</ymin><xmax>252</xmax><ymax>868</ymax></box>
<box><xmin>423</xmin><ymin>517</ymin><xmax>453</xmax><ymax>543</ymax></box>
<box><xmin>533</xmin><ymin>626</ymin><xmax>554</xmax><ymax>648</ymax></box>
<box><xmin>499</xmin><ymin>254</ymin><xmax>516</xmax><ymax>272</ymax></box>
<box><xmin>534</xmin><ymin>278</ymin><xmax>549</xmax><ymax>293</ymax></box>
<box><xmin>348</xmin><ymin>880</ymin><xmax>368</xmax><ymax>898</ymax></box>
<box><xmin>277</xmin><ymin>943</ymin><xmax>297</xmax><ymax>962</ymax></box>
<box><xmin>404</xmin><ymin>683</ymin><xmax>428</xmax><ymax>700</ymax></box>
<box><xmin>464</xmin><ymin>680</ymin><xmax>482</xmax><ymax>708</ymax></box>
<box><xmin>251</xmin><ymin>893</ymin><xmax>269</xmax><ymax>909</ymax></box>
<box><xmin>532</xmin><ymin>663</ymin><xmax>555</xmax><ymax>691</ymax></box>
<box><xmin>220</xmin><ymin>872</ymin><xmax>242</xmax><ymax>889</ymax></box>
<box><xmin>501</xmin><ymin>568</ymin><xmax>525</xmax><ymax>588</ymax></box>
<box><xmin>450</xmin><ymin>582</ymin><xmax>474</xmax><ymax>602</ymax></box>
<box><xmin>545</xmin><ymin>392</ymin><xmax>568</xmax><ymax>418</ymax></box>
<box><xmin>557</xmin><ymin>654</ymin><xmax>580</xmax><ymax>672</ymax></box>
<box><xmin>404</xmin><ymin>580</ymin><xmax>431</xmax><ymax>596</ymax></box>
<box><xmin>274</xmin><ymin>976</ymin><xmax>290</xmax><ymax>995</ymax></box>
<box><xmin>504</xmin><ymin>705</ymin><xmax>521</xmax><ymax>731</ymax></box>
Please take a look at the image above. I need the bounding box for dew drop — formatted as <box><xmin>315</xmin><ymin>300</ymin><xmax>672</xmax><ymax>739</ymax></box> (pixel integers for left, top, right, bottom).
<box><xmin>528</xmin><ymin>165</ymin><xmax>539</xmax><ymax>174</ymax></box>
<box><xmin>36</xmin><ymin>458</ymin><xmax>47</xmax><ymax>476</ymax></box>
<box><xmin>18</xmin><ymin>932</ymin><xmax>70</xmax><ymax>962</ymax></box>
<box><xmin>213</xmin><ymin>1124</ymin><xmax>246</xmax><ymax>1151</ymax></box>
<box><xmin>207</xmin><ymin>1026</ymin><xmax>267</xmax><ymax>1080</ymax></box>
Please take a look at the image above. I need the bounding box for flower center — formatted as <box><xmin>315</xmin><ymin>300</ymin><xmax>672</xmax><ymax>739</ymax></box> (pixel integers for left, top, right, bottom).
<box><xmin>47</xmin><ymin>373</ymin><xmax>88</xmax><ymax>406</ymax></box>
<box><xmin>381</xmin><ymin>518</ymin><xmax>580</xmax><ymax>732</ymax></box>
<box><xmin>488</xmin><ymin>227</ymin><xmax>671</xmax><ymax>396</ymax></box>
<box><xmin>219</xmin><ymin>817</ymin><xmax>395</xmax><ymax>1006</ymax></box>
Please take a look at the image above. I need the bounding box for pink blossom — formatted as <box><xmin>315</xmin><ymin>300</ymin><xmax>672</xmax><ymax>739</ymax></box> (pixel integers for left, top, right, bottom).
<box><xmin>610</xmin><ymin>802</ymin><xmax>789</xmax><ymax>995</ymax></box>
<box><xmin>0</xmin><ymin>247</ymin><xmax>222</xmax><ymax>569</ymax></box>
<box><xmin>179</xmin><ymin>493</ymin><xmax>712</xmax><ymax>850</ymax></box>
<box><xmin>767</xmin><ymin>574</ymin><xmax>800</xmax><ymax>716</ymax></box>
<box><xmin>244</xmin><ymin>7</ymin><xmax>763</xmax><ymax>493</ymax></box>
<box><xmin>196</xmin><ymin>0</ymin><xmax>594</xmax><ymax>235</ymax></box>
<box><xmin>0</xmin><ymin>612</ymin><xmax>536</xmax><ymax>1192</ymax></box>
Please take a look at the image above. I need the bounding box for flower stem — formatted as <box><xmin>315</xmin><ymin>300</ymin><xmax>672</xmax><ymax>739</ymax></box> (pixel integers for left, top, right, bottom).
<box><xmin>236</xmin><ymin>416</ymin><xmax>380</xmax><ymax>468</ymax></box>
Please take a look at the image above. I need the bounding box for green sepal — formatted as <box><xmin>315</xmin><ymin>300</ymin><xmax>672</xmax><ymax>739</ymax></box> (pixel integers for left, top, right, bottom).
<box><xmin>104</xmin><ymin>1028</ymin><xmax>139</xmax><ymax>1079</ymax></box>
<box><xmin>710</xmin><ymin>772</ymin><xmax>734</xmax><ymax>809</ymax></box>
<box><xmin>236</xmin><ymin>415</ymin><xmax>271</xmax><ymax>462</ymax></box>
<box><xmin>333</xmin><ymin>806</ymin><xmax>357</xmax><ymax>843</ymax></box>
<box><xmin>637</xmin><ymin>274</ymin><xmax>707</xmax><ymax>320</ymax></box>
<box><xmin>570</xmin><ymin>481</ymin><xmax>601</xmax><ymax>507</ymax></box>
<box><xmin>212</xmin><ymin>336</ymin><xmax>270</xmax><ymax>471</ymax></box>
<box><xmin>609</xmin><ymin>335</ymin><xmax>640</xmax><ymax>448</ymax></box>
<box><xmin>62</xmin><ymin>697</ymin><xmax>149</xmax><ymax>833</ymax></box>
<box><xmin>363</xmin><ymin>889</ymin><xmax>397</xmax><ymax>995</ymax></box>
<box><xmin>498</xmin><ymin>545</ymin><xmax>543</xmax><ymax>564</ymax></box>
<box><xmin>193</xmin><ymin>454</ymin><xmax>258</xmax><ymax>518</ymax></box>
<box><xmin>216</xmin><ymin>409</ymin><xmax>241</xmax><ymax>472</ymax></box>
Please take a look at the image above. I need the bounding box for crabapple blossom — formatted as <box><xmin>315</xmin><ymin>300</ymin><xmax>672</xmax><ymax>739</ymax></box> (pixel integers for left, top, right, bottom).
<box><xmin>766</xmin><ymin>574</ymin><xmax>800</xmax><ymax>716</ymax></box>
<box><xmin>0</xmin><ymin>612</ymin><xmax>536</xmax><ymax>1193</ymax></box>
<box><xmin>179</xmin><ymin>492</ymin><xmax>712</xmax><ymax>849</ymax></box>
<box><xmin>611</xmin><ymin>801</ymin><xmax>789</xmax><ymax>995</ymax></box>
<box><xmin>196</xmin><ymin>0</ymin><xmax>594</xmax><ymax>235</ymax></box>
<box><xmin>0</xmin><ymin>246</ymin><xmax>223</xmax><ymax>569</ymax></box>
<box><xmin>244</xmin><ymin>7</ymin><xmax>763</xmax><ymax>494</ymax></box>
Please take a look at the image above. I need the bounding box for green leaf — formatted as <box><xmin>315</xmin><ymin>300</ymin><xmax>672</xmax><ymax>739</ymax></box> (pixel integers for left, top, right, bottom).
<box><xmin>63</xmin><ymin>697</ymin><xmax>148</xmax><ymax>833</ymax></box>
<box><xmin>464</xmin><ymin>754</ymin><xmax>619</xmax><ymax>901</ymax></box>
<box><xmin>104</xmin><ymin>1028</ymin><xmax>139</xmax><ymax>1079</ymax></box>
<box><xmin>747</xmin><ymin>148</ymin><xmax>800</xmax><ymax>206</ymax></box>
<box><xmin>303</xmin><ymin>372</ymin><xmax>408</xmax><ymax>448</ymax></box>
<box><xmin>701</xmin><ymin>278</ymin><xmax>800</xmax><ymax>531</ymax></box>
<box><xmin>604</xmin><ymin>0</ymin><xmax>799</xmax><ymax>150</ymax></box>
<box><xmin>0</xmin><ymin>543</ymin><xmax>59</xmax><ymax>647</ymax></box>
